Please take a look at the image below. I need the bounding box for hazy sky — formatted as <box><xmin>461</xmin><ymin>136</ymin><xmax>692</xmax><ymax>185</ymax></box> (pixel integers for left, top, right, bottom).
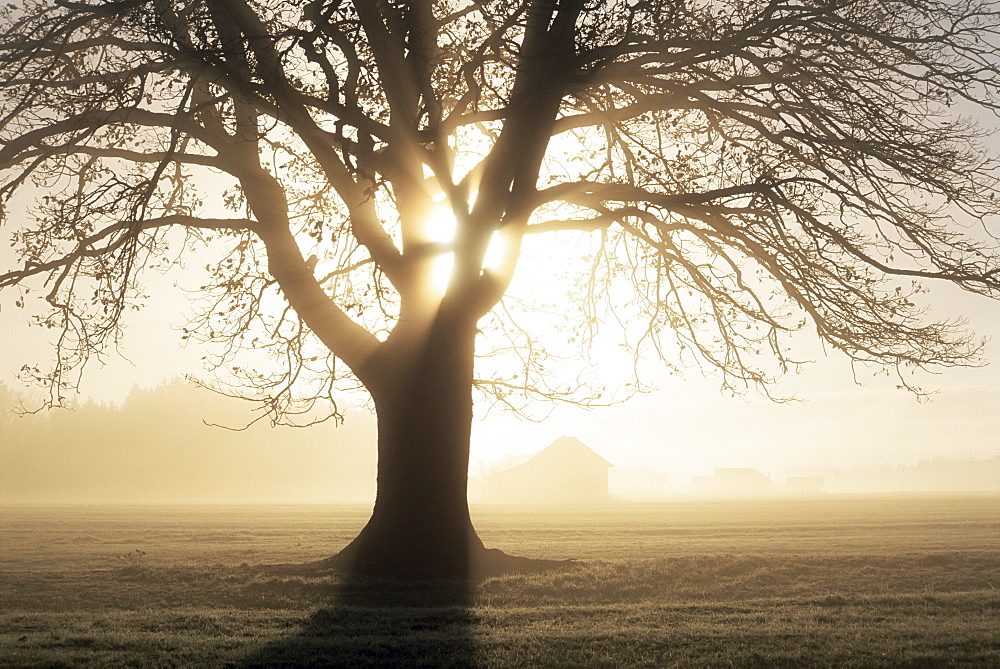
<box><xmin>3</xmin><ymin>254</ymin><xmax>999</xmax><ymax>487</ymax></box>
<box><xmin>4</xmin><ymin>64</ymin><xmax>1000</xmax><ymax>492</ymax></box>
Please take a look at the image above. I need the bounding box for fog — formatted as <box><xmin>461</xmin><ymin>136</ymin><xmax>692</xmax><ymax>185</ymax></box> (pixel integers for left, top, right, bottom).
<box><xmin>0</xmin><ymin>381</ymin><xmax>377</xmax><ymax>503</ymax></box>
<box><xmin>3</xmin><ymin>380</ymin><xmax>998</xmax><ymax>504</ymax></box>
<box><xmin>4</xmin><ymin>203</ymin><xmax>1000</xmax><ymax>504</ymax></box>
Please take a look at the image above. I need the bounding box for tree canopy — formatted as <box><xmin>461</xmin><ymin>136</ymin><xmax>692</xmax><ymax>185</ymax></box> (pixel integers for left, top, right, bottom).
<box><xmin>3</xmin><ymin>0</ymin><xmax>1000</xmax><ymax>416</ymax></box>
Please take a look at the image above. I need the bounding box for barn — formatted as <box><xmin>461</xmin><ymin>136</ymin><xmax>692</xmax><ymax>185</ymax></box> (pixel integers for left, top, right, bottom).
<box><xmin>487</xmin><ymin>436</ymin><xmax>613</xmax><ymax>503</ymax></box>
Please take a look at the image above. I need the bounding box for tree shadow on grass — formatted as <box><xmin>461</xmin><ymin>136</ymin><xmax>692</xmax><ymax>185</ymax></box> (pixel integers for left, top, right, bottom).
<box><xmin>239</xmin><ymin>570</ymin><xmax>478</xmax><ymax>668</ymax></box>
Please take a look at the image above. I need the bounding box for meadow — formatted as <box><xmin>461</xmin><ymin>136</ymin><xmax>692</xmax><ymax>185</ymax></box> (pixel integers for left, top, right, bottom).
<box><xmin>1</xmin><ymin>495</ymin><xmax>998</xmax><ymax>667</ymax></box>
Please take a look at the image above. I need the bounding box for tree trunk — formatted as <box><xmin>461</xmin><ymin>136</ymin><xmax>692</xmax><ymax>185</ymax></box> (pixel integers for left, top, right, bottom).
<box><xmin>333</xmin><ymin>312</ymin><xmax>485</xmax><ymax>578</ymax></box>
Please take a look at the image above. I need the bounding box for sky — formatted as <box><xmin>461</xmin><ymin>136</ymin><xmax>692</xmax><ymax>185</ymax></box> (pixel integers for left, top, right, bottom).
<box><xmin>3</xmin><ymin>255</ymin><xmax>1000</xmax><ymax>491</ymax></box>
<box><xmin>3</xmin><ymin>105</ymin><xmax>1000</xmax><ymax>493</ymax></box>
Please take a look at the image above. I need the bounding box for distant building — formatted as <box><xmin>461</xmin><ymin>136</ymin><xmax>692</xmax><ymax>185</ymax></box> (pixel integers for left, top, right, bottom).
<box><xmin>487</xmin><ymin>436</ymin><xmax>613</xmax><ymax>503</ymax></box>
<box><xmin>692</xmin><ymin>468</ymin><xmax>774</xmax><ymax>496</ymax></box>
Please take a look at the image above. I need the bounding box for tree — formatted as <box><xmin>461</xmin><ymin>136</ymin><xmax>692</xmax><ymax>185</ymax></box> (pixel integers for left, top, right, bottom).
<box><xmin>3</xmin><ymin>0</ymin><xmax>1000</xmax><ymax>577</ymax></box>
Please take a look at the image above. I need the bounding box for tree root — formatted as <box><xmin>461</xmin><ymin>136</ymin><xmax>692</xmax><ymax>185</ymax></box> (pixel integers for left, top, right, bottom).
<box><xmin>472</xmin><ymin>547</ymin><xmax>577</xmax><ymax>577</ymax></box>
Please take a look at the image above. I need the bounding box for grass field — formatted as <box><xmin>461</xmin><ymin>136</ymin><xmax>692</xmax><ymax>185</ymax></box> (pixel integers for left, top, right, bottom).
<box><xmin>1</xmin><ymin>495</ymin><xmax>998</xmax><ymax>667</ymax></box>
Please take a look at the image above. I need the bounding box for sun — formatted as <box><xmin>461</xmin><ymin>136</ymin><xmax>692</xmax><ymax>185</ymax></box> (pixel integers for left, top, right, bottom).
<box><xmin>417</xmin><ymin>124</ymin><xmax>594</xmax><ymax>298</ymax></box>
<box><xmin>424</xmin><ymin>199</ymin><xmax>457</xmax><ymax>296</ymax></box>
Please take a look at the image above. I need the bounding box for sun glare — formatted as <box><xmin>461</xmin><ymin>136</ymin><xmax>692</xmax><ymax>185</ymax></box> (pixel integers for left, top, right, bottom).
<box><xmin>432</xmin><ymin>252</ymin><xmax>455</xmax><ymax>295</ymax></box>
<box><xmin>425</xmin><ymin>199</ymin><xmax>458</xmax><ymax>244</ymax></box>
<box><xmin>483</xmin><ymin>230</ymin><xmax>505</xmax><ymax>272</ymax></box>
<box><xmin>425</xmin><ymin>200</ymin><xmax>458</xmax><ymax>295</ymax></box>
<box><xmin>426</xmin><ymin>209</ymin><xmax>505</xmax><ymax>294</ymax></box>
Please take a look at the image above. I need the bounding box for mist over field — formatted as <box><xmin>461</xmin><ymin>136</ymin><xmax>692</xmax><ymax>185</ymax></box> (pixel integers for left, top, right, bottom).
<box><xmin>0</xmin><ymin>382</ymin><xmax>377</xmax><ymax>503</ymax></box>
<box><xmin>4</xmin><ymin>380</ymin><xmax>999</xmax><ymax>504</ymax></box>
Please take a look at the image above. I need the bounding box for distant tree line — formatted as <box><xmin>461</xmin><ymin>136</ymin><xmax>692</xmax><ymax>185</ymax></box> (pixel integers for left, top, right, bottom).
<box><xmin>0</xmin><ymin>381</ymin><xmax>376</xmax><ymax>502</ymax></box>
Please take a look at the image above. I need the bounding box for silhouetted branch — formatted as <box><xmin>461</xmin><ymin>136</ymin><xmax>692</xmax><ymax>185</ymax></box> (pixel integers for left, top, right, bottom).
<box><xmin>4</xmin><ymin>0</ymin><xmax>1000</xmax><ymax>419</ymax></box>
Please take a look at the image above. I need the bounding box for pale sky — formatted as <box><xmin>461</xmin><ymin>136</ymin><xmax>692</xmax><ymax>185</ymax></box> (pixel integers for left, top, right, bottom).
<box><xmin>4</xmin><ymin>75</ymin><xmax>998</xmax><ymax>493</ymax></box>
<box><xmin>3</xmin><ymin>256</ymin><xmax>999</xmax><ymax>488</ymax></box>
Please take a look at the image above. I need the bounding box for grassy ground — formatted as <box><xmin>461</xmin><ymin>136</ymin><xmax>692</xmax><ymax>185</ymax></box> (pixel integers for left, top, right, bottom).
<box><xmin>1</xmin><ymin>495</ymin><xmax>998</xmax><ymax>667</ymax></box>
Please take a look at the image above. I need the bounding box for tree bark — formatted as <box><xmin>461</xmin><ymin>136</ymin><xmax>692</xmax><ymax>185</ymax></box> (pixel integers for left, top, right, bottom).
<box><xmin>332</xmin><ymin>309</ymin><xmax>485</xmax><ymax>578</ymax></box>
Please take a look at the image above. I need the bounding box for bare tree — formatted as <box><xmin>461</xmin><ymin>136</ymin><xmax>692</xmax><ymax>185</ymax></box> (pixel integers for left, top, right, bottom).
<box><xmin>3</xmin><ymin>0</ymin><xmax>1000</xmax><ymax>577</ymax></box>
